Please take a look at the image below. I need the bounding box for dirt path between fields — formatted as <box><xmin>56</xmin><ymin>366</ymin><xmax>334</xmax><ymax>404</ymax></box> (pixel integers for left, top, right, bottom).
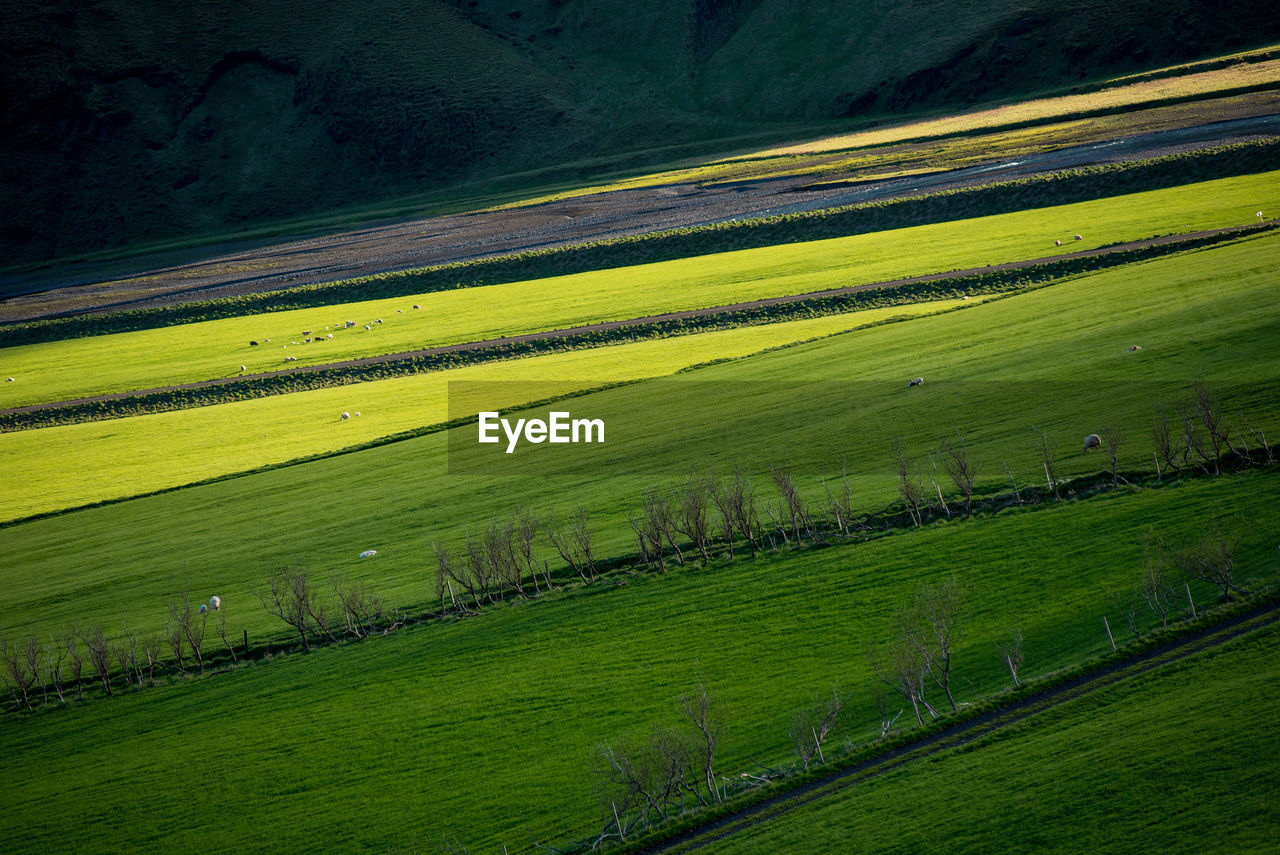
<box><xmin>633</xmin><ymin>596</ymin><xmax>1280</xmax><ymax>854</ymax></box>
<box><xmin>1</xmin><ymin>111</ymin><xmax>1276</xmax><ymax>324</ymax></box>
<box><xmin>2</xmin><ymin>222</ymin><xmax>1272</xmax><ymax>418</ymax></box>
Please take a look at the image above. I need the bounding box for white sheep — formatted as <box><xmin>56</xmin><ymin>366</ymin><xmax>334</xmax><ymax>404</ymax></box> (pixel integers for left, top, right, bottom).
<box><xmin>364</xmin><ymin>324</ymin><xmax>371</xmax><ymax>331</ymax></box>
<box><xmin>907</xmin><ymin>376</ymin><xmax>924</xmax><ymax>387</ymax></box>
<box><xmin>1054</xmin><ymin>240</ymin><xmax>1061</xmax><ymax>246</ymax></box>
<box><xmin>360</xmin><ymin>549</ymin><xmax>378</xmax><ymax>558</ymax></box>
<box><xmin>355</xmin><ymin>411</ymin><xmax>361</xmax><ymax>417</ymax></box>
<box><xmin>240</xmin><ymin>365</ymin><xmax>246</xmax><ymax>372</ymax></box>
<box><xmin>1083</xmin><ymin>433</ymin><xmax>1102</xmax><ymax>451</ymax></box>
<box><xmin>341</xmin><ymin>412</ymin><xmax>350</xmax><ymax>420</ymax></box>
<box><xmin>375</xmin><ymin>319</ymin><xmax>383</xmax><ymax>324</ymax></box>
<box><xmin>285</xmin><ymin>356</ymin><xmax>297</xmax><ymax>362</ymax></box>
<box><xmin>413</xmin><ymin>304</ymin><xmax>421</xmax><ymax>310</ymax></box>
<box><xmin>1074</xmin><ymin>234</ymin><xmax>1083</xmax><ymax>241</ymax></box>
<box><xmin>209</xmin><ymin>595</ymin><xmax>221</xmax><ymax>612</ymax></box>
<box><xmin>4</xmin><ymin>377</ymin><xmax>13</xmax><ymax>382</ymax></box>
<box><xmin>326</xmin><ymin>334</ymin><xmax>334</xmax><ymax>340</ymax></box>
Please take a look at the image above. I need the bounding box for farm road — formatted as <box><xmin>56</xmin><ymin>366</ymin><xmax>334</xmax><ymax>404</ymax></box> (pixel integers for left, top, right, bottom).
<box><xmin>635</xmin><ymin>596</ymin><xmax>1280</xmax><ymax>854</ymax></box>
<box><xmin>1</xmin><ymin>222</ymin><xmax>1270</xmax><ymax>419</ymax></box>
<box><xmin>1</xmin><ymin>112</ymin><xmax>1276</xmax><ymax>325</ymax></box>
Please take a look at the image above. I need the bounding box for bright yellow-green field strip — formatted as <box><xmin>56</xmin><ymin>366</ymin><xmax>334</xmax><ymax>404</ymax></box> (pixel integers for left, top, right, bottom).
<box><xmin>3</xmin><ymin>171</ymin><xmax>1276</xmax><ymax>409</ymax></box>
<box><xmin>0</xmin><ymin>300</ymin><xmax>979</xmax><ymax>521</ymax></box>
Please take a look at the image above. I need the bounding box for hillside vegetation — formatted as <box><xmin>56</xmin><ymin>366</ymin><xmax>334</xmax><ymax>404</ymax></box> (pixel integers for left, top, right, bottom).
<box><xmin>4</xmin><ymin>0</ymin><xmax>1279</xmax><ymax>261</ymax></box>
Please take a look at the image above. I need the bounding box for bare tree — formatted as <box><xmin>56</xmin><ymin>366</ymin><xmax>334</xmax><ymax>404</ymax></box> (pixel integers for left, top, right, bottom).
<box><xmin>62</xmin><ymin>627</ymin><xmax>84</xmax><ymax>700</ymax></box>
<box><xmin>1152</xmin><ymin>403</ymin><xmax>1182</xmax><ymax>479</ymax></box>
<box><xmin>112</xmin><ymin>623</ymin><xmax>143</xmax><ymax>687</ymax></box>
<box><xmin>821</xmin><ymin>471</ymin><xmax>856</xmax><ymax>536</ymax></box>
<box><xmin>22</xmin><ymin>634</ymin><xmax>45</xmax><ymax>706</ymax></box>
<box><xmin>788</xmin><ymin>687</ymin><xmax>844</xmax><ymax>771</ymax></box>
<box><xmin>630</xmin><ymin>491</ymin><xmax>674</xmax><ymax>570</ymax></box>
<box><xmin>514</xmin><ymin>507</ymin><xmax>554</xmax><ymax>592</ymax></box>
<box><xmin>1138</xmin><ymin>547</ymin><xmax>1176</xmax><ymax>628</ymax></box>
<box><xmin>434</xmin><ymin>540</ymin><xmax>473</xmax><ymax>615</ymax></box>
<box><xmin>259</xmin><ymin>567</ymin><xmax>316</xmax><ymax>651</ymax></box>
<box><xmin>47</xmin><ymin>634</ymin><xmax>67</xmax><ymax>703</ymax></box>
<box><xmin>679</xmin><ymin>681</ymin><xmax>724</xmax><ymax>805</ymax></box>
<box><xmin>940</xmin><ymin>434</ymin><xmax>978</xmax><ymax>515</ymax></box>
<box><xmin>80</xmin><ymin>623</ymin><xmax>112</xmax><ymax>695</ymax></box>
<box><xmin>213</xmin><ymin>606</ymin><xmax>239</xmax><ymax>662</ymax></box>
<box><xmin>1193</xmin><ymin>380</ymin><xmax>1230</xmax><ymax>474</ymax></box>
<box><xmin>869</xmin><ymin>637</ymin><xmax>935</xmax><ymax>726</ymax></box>
<box><xmin>1169</xmin><ymin>524</ymin><xmax>1245</xmax><ymax>601</ymax></box>
<box><xmin>712</xmin><ymin>468</ymin><xmax>762</xmax><ymax>553</ymax></box>
<box><xmin>0</xmin><ymin>634</ymin><xmax>36</xmax><ymax>710</ymax></box>
<box><xmin>1102</xmin><ymin>420</ymin><xmax>1124</xmax><ymax>485</ymax></box>
<box><xmin>871</xmin><ymin>684</ymin><xmax>903</xmax><ymax>738</ymax></box>
<box><xmin>770</xmin><ymin>466</ymin><xmax>816</xmax><ymax>545</ymax></box>
<box><xmin>168</xmin><ymin>592</ymin><xmax>207</xmax><ymax>675</ymax></box>
<box><xmin>333</xmin><ymin>574</ymin><xmax>383</xmax><ymax>638</ymax></box>
<box><xmin>902</xmin><ymin>577</ymin><xmax>965</xmax><ymax>711</ymax></box>
<box><xmin>546</xmin><ymin>507</ymin><xmax>598</xmax><ymax>583</ymax></box>
<box><xmin>1034</xmin><ymin>425</ymin><xmax>1059</xmax><ymax>501</ymax></box>
<box><xmin>995</xmin><ymin>627</ymin><xmax>1024</xmax><ymax>688</ymax></box>
<box><xmin>894</xmin><ymin>439</ymin><xmax>926</xmax><ymax>528</ymax></box>
<box><xmin>141</xmin><ymin>634</ymin><xmax>163</xmax><ymax>682</ymax></box>
<box><xmin>674</xmin><ymin>475</ymin><xmax>714</xmax><ymax>565</ymax></box>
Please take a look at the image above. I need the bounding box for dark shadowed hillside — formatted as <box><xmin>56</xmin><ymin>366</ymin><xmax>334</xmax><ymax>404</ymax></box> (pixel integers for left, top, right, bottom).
<box><xmin>2</xmin><ymin>0</ymin><xmax>1277</xmax><ymax>263</ymax></box>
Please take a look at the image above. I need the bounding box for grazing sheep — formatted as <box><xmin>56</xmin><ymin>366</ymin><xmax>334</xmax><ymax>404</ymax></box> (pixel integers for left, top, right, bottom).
<box><xmin>1127</xmin><ymin>345</ymin><xmax>1141</xmax><ymax>352</ymax></box>
<box><xmin>375</xmin><ymin>319</ymin><xmax>383</xmax><ymax>324</ymax></box>
<box><xmin>364</xmin><ymin>324</ymin><xmax>371</xmax><ymax>331</ymax></box>
<box><xmin>397</xmin><ymin>309</ymin><xmax>403</xmax><ymax>313</ymax></box>
<box><xmin>1258</xmin><ymin>211</ymin><xmax>1265</xmax><ymax>218</ymax></box>
<box><xmin>908</xmin><ymin>376</ymin><xmax>924</xmax><ymax>387</ymax></box>
<box><xmin>1074</xmin><ymin>234</ymin><xmax>1083</xmax><ymax>241</ymax></box>
<box><xmin>302</xmin><ymin>330</ymin><xmax>311</xmax><ymax>336</ymax></box>
<box><xmin>360</xmin><ymin>549</ymin><xmax>378</xmax><ymax>558</ymax></box>
<box><xmin>341</xmin><ymin>412</ymin><xmax>350</xmax><ymax>420</ymax></box>
<box><xmin>413</xmin><ymin>304</ymin><xmax>421</xmax><ymax>310</ymax></box>
<box><xmin>285</xmin><ymin>356</ymin><xmax>297</xmax><ymax>362</ymax></box>
<box><xmin>961</xmin><ymin>295</ymin><xmax>970</xmax><ymax>300</ymax></box>
<box><xmin>354</xmin><ymin>411</ymin><xmax>361</xmax><ymax>417</ymax></box>
<box><xmin>250</xmin><ymin>340</ymin><xmax>259</xmax><ymax>346</ymax></box>
<box><xmin>264</xmin><ymin>339</ymin><xmax>270</xmax><ymax>343</ymax></box>
<box><xmin>326</xmin><ymin>333</ymin><xmax>334</xmax><ymax>340</ymax></box>
<box><xmin>346</xmin><ymin>320</ymin><xmax>356</xmax><ymax>328</ymax></box>
<box><xmin>240</xmin><ymin>365</ymin><xmax>247</xmax><ymax>372</ymax></box>
<box><xmin>1054</xmin><ymin>240</ymin><xmax>1061</xmax><ymax>247</ymax></box>
<box><xmin>198</xmin><ymin>604</ymin><xmax>206</xmax><ymax>615</ymax></box>
<box><xmin>5</xmin><ymin>377</ymin><xmax>13</xmax><ymax>382</ymax></box>
<box><xmin>304</xmin><ymin>338</ymin><xmax>312</xmax><ymax>343</ymax></box>
<box><xmin>209</xmin><ymin>595</ymin><xmax>221</xmax><ymax>612</ymax></box>
<box><xmin>1083</xmin><ymin>433</ymin><xmax>1102</xmax><ymax>451</ymax></box>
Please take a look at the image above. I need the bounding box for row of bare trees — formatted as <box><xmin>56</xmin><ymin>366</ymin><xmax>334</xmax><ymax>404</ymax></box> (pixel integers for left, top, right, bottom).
<box><xmin>259</xmin><ymin>567</ymin><xmax>391</xmax><ymax>651</ymax></box>
<box><xmin>0</xmin><ymin>590</ymin><xmax>240</xmax><ymax>712</ymax></box>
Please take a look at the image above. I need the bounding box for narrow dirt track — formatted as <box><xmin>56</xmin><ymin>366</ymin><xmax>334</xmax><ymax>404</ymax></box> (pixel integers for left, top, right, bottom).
<box><xmin>2</xmin><ymin>222</ymin><xmax>1269</xmax><ymax>419</ymax></box>
<box><xmin>634</xmin><ymin>596</ymin><xmax>1280</xmax><ymax>854</ymax></box>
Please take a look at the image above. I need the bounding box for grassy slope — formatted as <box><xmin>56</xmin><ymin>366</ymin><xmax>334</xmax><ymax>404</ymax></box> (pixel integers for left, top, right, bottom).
<box><xmin>0</xmin><ymin>300</ymin><xmax>981</xmax><ymax>520</ymax></box>
<box><xmin>701</xmin><ymin>620</ymin><xmax>1280</xmax><ymax>854</ymax></box>
<box><xmin>1</xmin><ymin>232</ymin><xmax>1277</xmax><ymax>641</ymax></box>
<box><xmin>2</xmin><ymin>169</ymin><xmax>1276</xmax><ymax>410</ymax></box>
<box><xmin>1</xmin><ymin>472</ymin><xmax>1277</xmax><ymax>853</ymax></box>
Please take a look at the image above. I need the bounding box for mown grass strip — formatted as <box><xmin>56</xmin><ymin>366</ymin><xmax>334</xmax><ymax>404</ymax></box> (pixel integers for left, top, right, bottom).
<box><xmin>2</xmin><ymin>139</ymin><xmax>1276</xmax><ymax>347</ymax></box>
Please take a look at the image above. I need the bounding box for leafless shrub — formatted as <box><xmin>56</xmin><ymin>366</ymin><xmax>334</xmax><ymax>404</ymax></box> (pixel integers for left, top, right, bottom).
<box><xmin>900</xmin><ymin>577</ymin><xmax>965</xmax><ymax>711</ymax></box>
<box><xmin>1152</xmin><ymin>403</ymin><xmax>1182</xmax><ymax>479</ymax></box>
<box><xmin>62</xmin><ymin>627</ymin><xmax>84</xmax><ymax>700</ymax></box>
<box><xmin>333</xmin><ymin>574</ymin><xmax>383</xmax><ymax>638</ymax></box>
<box><xmin>546</xmin><ymin>507</ymin><xmax>598</xmax><ymax>583</ymax></box>
<box><xmin>141</xmin><ymin>634</ymin><xmax>163</xmax><ymax>682</ymax></box>
<box><xmin>514</xmin><ymin>507</ymin><xmax>554</xmax><ymax>592</ymax></box>
<box><xmin>868</xmin><ymin>636</ymin><xmax>935</xmax><ymax>727</ymax></box>
<box><xmin>111</xmin><ymin>623</ymin><xmax>144</xmax><ymax>687</ymax></box>
<box><xmin>1193</xmin><ymin>380</ymin><xmax>1230</xmax><ymax>474</ymax></box>
<box><xmin>47</xmin><ymin>634</ymin><xmax>67</xmax><ymax>703</ymax></box>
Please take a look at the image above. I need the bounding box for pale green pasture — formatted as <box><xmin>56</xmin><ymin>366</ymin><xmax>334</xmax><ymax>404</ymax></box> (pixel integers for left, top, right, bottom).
<box><xmin>0</xmin><ymin>301</ymin><xmax>970</xmax><ymax>521</ymax></box>
<box><xmin>1</xmin><ymin>170</ymin><xmax>1276</xmax><ymax>408</ymax></box>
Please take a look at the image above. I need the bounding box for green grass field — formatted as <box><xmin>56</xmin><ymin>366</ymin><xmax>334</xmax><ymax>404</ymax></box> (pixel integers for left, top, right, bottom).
<box><xmin>1</xmin><ymin>471</ymin><xmax>1276</xmax><ymax>853</ymax></box>
<box><xmin>2</xmin><ymin>170</ymin><xmax>1276</xmax><ymax>409</ymax></box>
<box><xmin>1</xmin><ymin>230</ymin><xmax>1277</xmax><ymax>647</ymax></box>
<box><xmin>699</xmin><ymin>619</ymin><xmax>1280</xmax><ymax>854</ymax></box>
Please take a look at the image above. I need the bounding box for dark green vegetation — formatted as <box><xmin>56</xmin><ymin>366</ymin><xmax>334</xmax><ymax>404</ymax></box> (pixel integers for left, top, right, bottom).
<box><xmin>5</xmin><ymin>0</ymin><xmax>1280</xmax><ymax>261</ymax></box>
<box><xmin>1</xmin><ymin>471</ymin><xmax>1277</xmax><ymax>853</ymax></box>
